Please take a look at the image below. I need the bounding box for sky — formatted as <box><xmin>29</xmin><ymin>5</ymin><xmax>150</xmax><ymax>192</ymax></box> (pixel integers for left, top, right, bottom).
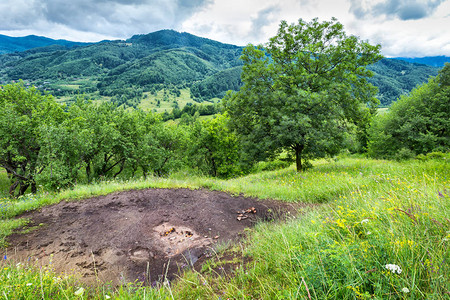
<box><xmin>0</xmin><ymin>0</ymin><xmax>449</xmax><ymax>57</ymax></box>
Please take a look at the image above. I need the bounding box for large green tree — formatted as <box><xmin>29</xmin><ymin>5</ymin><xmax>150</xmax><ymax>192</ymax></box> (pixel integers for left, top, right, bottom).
<box><xmin>224</xmin><ymin>18</ymin><xmax>382</xmax><ymax>171</ymax></box>
<box><xmin>0</xmin><ymin>82</ymin><xmax>64</xmax><ymax>196</ymax></box>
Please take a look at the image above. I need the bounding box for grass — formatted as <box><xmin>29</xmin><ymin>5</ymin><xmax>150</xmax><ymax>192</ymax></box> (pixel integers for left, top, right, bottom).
<box><xmin>0</xmin><ymin>156</ymin><xmax>449</xmax><ymax>299</ymax></box>
<box><xmin>139</xmin><ymin>88</ymin><xmax>195</xmax><ymax>113</ymax></box>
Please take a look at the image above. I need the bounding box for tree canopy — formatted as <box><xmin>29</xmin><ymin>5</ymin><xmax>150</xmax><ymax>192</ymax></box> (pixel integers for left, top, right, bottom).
<box><xmin>224</xmin><ymin>18</ymin><xmax>382</xmax><ymax>171</ymax></box>
<box><xmin>0</xmin><ymin>83</ymin><xmax>245</xmax><ymax>196</ymax></box>
<box><xmin>0</xmin><ymin>82</ymin><xmax>64</xmax><ymax>195</ymax></box>
<box><xmin>368</xmin><ymin>63</ymin><xmax>450</xmax><ymax>158</ymax></box>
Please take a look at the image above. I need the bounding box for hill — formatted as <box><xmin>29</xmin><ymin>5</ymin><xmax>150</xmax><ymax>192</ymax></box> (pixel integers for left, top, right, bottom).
<box><xmin>395</xmin><ymin>55</ymin><xmax>450</xmax><ymax>67</ymax></box>
<box><xmin>367</xmin><ymin>58</ymin><xmax>439</xmax><ymax>106</ymax></box>
<box><xmin>0</xmin><ymin>30</ymin><xmax>441</xmax><ymax>108</ymax></box>
<box><xmin>0</xmin><ymin>34</ymin><xmax>90</xmax><ymax>55</ymax></box>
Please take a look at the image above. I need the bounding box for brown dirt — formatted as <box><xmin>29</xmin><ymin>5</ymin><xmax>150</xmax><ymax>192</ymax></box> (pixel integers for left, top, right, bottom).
<box><xmin>3</xmin><ymin>188</ymin><xmax>302</xmax><ymax>286</ymax></box>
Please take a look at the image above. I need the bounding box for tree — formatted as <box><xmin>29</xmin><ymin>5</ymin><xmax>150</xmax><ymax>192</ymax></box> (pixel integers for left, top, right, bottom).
<box><xmin>137</xmin><ymin>120</ymin><xmax>187</xmax><ymax>177</ymax></box>
<box><xmin>189</xmin><ymin>113</ymin><xmax>241</xmax><ymax>178</ymax></box>
<box><xmin>368</xmin><ymin>63</ymin><xmax>450</xmax><ymax>158</ymax></box>
<box><xmin>224</xmin><ymin>18</ymin><xmax>382</xmax><ymax>171</ymax></box>
<box><xmin>0</xmin><ymin>82</ymin><xmax>64</xmax><ymax>196</ymax></box>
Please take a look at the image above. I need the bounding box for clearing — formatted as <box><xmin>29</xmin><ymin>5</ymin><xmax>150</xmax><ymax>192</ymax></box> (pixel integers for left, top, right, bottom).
<box><xmin>3</xmin><ymin>188</ymin><xmax>300</xmax><ymax>286</ymax></box>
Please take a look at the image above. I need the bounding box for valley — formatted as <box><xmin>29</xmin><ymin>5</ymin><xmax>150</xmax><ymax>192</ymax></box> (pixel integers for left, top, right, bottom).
<box><xmin>0</xmin><ymin>30</ymin><xmax>444</xmax><ymax>112</ymax></box>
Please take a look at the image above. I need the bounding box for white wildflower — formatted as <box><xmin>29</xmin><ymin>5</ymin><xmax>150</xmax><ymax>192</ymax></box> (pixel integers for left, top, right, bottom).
<box><xmin>361</xmin><ymin>219</ymin><xmax>370</xmax><ymax>224</ymax></box>
<box><xmin>26</xmin><ymin>283</ymin><xmax>33</xmax><ymax>286</ymax></box>
<box><xmin>385</xmin><ymin>264</ymin><xmax>402</xmax><ymax>274</ymax></box>
<box><xmin>105</xmin><ymin>295</ymin><xmax>111</xmax><ymax>299</ymax></box>
<box><xmin>402</xmin><ymin>287</ymin><xmax>410</xmax><ymax>293</ymax></box>
<box><xmin>74</xmin><ymin>287</ymin><xmax>85</xmax><ymax>296</ymax></box>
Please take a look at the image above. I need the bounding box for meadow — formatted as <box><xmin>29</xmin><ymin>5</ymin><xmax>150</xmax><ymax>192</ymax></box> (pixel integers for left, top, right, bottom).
<box><xmin>0</xmin><ymin>155</ymin><xmax>449</xmax><ymax>299</ymax></box>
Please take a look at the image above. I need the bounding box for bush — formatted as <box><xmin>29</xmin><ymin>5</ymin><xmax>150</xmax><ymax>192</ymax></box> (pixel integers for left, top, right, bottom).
<box><xmin>394</xmin><ymin>148</ymin><xmax>416</xmax><ymax>161</ymax></box>
<box><xmin>253</xmin><ymin>160</ymin><xmax>291</xmax><ymax>172</ymax></box>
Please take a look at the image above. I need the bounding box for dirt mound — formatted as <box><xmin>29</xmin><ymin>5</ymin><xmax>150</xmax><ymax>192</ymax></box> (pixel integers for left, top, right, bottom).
<box><xmin>4</xmin><ymin>188</ymin><xmax>300</xmax><ymax>286</ymax></box>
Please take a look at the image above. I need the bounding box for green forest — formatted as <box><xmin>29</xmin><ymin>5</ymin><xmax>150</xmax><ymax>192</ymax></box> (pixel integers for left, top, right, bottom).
<box><xmin>0</xmin><ymin>30</ymin><xmax>441</xmax><ymax>110</ymax></box>
<box><xmin>0</xmin><ymin>18</ymin><xmax>449</xmax><ymax>300</ymax></box>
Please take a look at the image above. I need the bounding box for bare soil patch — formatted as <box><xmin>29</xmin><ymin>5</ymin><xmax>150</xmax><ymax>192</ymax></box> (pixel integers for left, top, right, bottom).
<box><xmin>3</xmin><ymin>188</ymin><xmax>302</xmax><ymax>286</ymax></box>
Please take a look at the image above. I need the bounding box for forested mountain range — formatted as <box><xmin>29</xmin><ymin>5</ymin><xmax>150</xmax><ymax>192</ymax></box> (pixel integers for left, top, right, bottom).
<box><xmin>395</xmin><ymin>56</ymin><xmax>449</xmax><ymax>67</ymax></box>
<box><xmin>0</xmin><ymin>30</ymin><xmax>442</xmax><ymax>107</ymax></box>
<box><xmin>0</xmin><ymin>34</ymin><xmax>90</xmax><ymax>55</ymax></box>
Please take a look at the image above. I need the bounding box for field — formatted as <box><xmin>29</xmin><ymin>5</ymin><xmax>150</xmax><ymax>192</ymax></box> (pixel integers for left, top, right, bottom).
<box><xmin>139</xmin><ymin>88</ymin><xmax>197</xmax><ymax>113</ymax></box>
<box><xmin>0</xmin><ymin>156</ymin><xmax>449</xmax><ymax>299</ymax></box>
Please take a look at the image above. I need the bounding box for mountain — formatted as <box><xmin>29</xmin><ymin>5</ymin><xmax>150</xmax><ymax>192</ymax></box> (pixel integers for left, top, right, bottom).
<box><xmin>0</xmin><ymin>30</ymin><xmax>442</xmax><ymax>108</ymax></box>
<box><xmin>0</xmin><ymin>34</ymin><xmax>91</xmax><ymax>55</ymax></box>
<box><xmin>394</xmin><ymin>56</ymin><xmax>450</xmax><ymax>67</ymax></box>
<box><xmin>368</xmin><ymin>58</ymin><xmax>439</xmax><ymax>106</ymax></box>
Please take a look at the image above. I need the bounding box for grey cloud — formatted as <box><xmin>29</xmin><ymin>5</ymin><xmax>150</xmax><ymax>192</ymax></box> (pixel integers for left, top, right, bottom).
<box><xmin>0</xmin><ymin>0</ymin><xmax>212</xmax><ymax>37</ymax></box>
<box><xmin>249</xmin><ymin>5</ymin><xmax>280</xmax><ymax>40</ymax></box>
<box><xmin>349</xmin><ymin>0</ymin><xmax>445</xmax><ymax>20</ymax></box>
<box><xmin>395</xmin><ymin>2</ymin><xmax>429</xmax><ymax>20</ymax></box>
<box><xmin>0</xmin><ymin>1</ymin><xmax>43</xmax><ymax>30</ymax></box>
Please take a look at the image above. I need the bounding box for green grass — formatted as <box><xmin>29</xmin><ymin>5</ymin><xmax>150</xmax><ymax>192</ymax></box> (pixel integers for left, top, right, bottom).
<box><xmin>139</xmin><ymin>88</ymin><xmax>194</xmax><ymax>113</ymax></box>
<box><xmin>1</xmin><ymin>156</ymin><xmax>449</xmax><ymax>299</ymax></box>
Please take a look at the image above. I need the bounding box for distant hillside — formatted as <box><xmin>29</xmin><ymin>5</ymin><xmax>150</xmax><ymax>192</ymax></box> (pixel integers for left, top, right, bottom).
<box><xmin>368</xmin><ymin>58</ymin><xmax>439</xmax><ymax>106</ymax></box>
<box><xmin>395</xmin><ymin>56</ymin><xmax>449</xmax><ymax>67</ymax></box>
<box><xmin>0</xmin><ymin>30</ymin><xmax>442</xmax><ymax>108</ymax></box>
<box><xmin>0</xmin><ymin>34</ymin><xmax>90</xmax><ymax>54</ymax></box>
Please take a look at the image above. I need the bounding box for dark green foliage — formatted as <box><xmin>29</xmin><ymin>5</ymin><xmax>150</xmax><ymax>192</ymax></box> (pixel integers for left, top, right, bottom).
<box><xmin>163</xmin><ymin>103</ymin><xmax>219</xmax><ymax>121</ymax></box>
<box><xmin>191</xmin><ymin>67</ymin><xmax>242</xmax><ymax>100</ymax></box>
<box><xmin>368</xmin><ymin>63</ymin><xmax>450</xmax><ymax>158</ymax></box>
<box><xmin>188</xmin><ymin>114</ymin><xmax>241</xmax><ymax>178</ymax></box>
<box><xmin>225</xmin><ymin>18</ymin><xmax>382</xmax><ymax>171</ymax></box>
<box><xmin>3</xmin><ymin>42</ymin><xmax>143</xmax><ymax>80</ymax></box>
<box><xmin>0</xmin><ymin>82</ymin><xmax>65</xmax><ymax>196</ymax></box>
<box><xmin>368</xmin><ymin>58</ymin><xmax>439</xmax><ymax>106</ymax></box>
<box><xmin>101</xmin><ymin>49</ymin><xmax>216</xmax><ymax>89</ymax></box>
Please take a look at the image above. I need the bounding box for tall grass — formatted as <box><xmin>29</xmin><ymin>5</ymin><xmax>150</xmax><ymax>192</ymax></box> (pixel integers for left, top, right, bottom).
<box><xmin>172</xmin><ymin>157</ymin><xmax>450</xmax><ymax>299</ymax></box>
<box><xmin>0</xmin><ymin>156</ymin><xmax>448</xmax><ymax>299</ymax></box>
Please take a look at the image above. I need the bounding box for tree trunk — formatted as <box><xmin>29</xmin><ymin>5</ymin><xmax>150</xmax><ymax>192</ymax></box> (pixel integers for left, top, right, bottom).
<box><xmin>86</xmin><ymin>162</ymin><xmax>91</xmax><ymax>183</ymax></box>
<box><xmin>31</xmin><ymin>181</ymin><xmax>37</xmax><ymax>193</ymax></box>
<box><xmin>113</xmin><ymin>160</ymin><xmax>125</xmax><ymax>179</ymax></box>
<box><xmin>205</xmin><ymin>146</ymin><xmax>217</xmax><ymax>177</ymax></box>
<box><xmin>9</xmin><ymin>180</ymin><xmax>19</xmax><ymax>197</ymax></box>
<box><xmin>18</xmin><ymin>182</ymin><xmax>29</xmax><ymax>196</ymax></box>
<box><xmin>294</xmin><ymin>144</ymin><xmax>304</xmax><ymax>172</ymax></box>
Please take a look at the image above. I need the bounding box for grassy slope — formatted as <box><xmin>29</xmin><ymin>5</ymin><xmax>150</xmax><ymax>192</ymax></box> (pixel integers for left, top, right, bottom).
<box><xmin>0</xmin><ymin>156</ymin><xmax>449</xmax><ymax>299</ymax></box>
<box><xmin>139</xmin><ymin>88</ymin><xmax>194</xmax><ymax>113</ymax></box>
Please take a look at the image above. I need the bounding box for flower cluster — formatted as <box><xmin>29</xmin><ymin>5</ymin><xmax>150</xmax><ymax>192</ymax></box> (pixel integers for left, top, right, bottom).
<box><xmin>385</xmin><ymin>264</ymin><xmax>402</xmax><ymax>274</ymax></box>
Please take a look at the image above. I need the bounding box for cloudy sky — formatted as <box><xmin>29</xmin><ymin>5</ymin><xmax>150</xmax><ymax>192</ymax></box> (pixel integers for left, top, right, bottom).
<box><xmin>0</xmin><ymin>0</ymin><xmax>449</xmax><ymax>57</ymax></box>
